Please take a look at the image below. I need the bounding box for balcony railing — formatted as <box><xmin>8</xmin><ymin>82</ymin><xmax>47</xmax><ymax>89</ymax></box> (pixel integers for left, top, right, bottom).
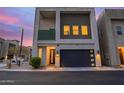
<box><xmin>38</xmin><ymin>29</ymin><xmax>55</xmax><ymax>40</ymax></box>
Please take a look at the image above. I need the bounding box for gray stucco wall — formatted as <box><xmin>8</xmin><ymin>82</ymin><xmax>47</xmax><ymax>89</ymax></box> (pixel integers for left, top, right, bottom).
<box><xmin>33</xmin><ymin>7</ymin><xmax>101</xmax><ymax>67</ymax></box>
<box><xmin>111</xmin><ymin>19</ymin><xmax>124</xmax><ymax>46</ymax></box>
<box><xmin>97</xmin><ymin>9</ymin><xmax>124</xmax><ymax>66</ymax></box>
<box><xmin>39</xmin><ymin>15</ymin><xmax>55</xmax><ymax>30</ymax></box>
<box><xmin>97</xmin><ymin>12</ymin><xmax>111</xmax><ymax>66</ymax></box>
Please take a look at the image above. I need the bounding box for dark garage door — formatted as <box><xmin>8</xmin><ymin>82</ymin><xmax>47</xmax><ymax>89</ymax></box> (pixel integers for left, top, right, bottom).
<box><xmin>60</xmin><ymin>50</ymin><xmax>95</xmax><ymax>67</ymax></box>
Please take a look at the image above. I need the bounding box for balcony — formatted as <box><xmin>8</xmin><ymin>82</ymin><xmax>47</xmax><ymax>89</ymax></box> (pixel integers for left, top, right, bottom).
<box><xmin>38</xmin><ymin>29</ymin><xmax>55</xmax><ymax>40</ymax></box>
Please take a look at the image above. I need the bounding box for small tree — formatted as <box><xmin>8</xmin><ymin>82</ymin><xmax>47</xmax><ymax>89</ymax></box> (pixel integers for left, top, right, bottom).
<box><xmin>30</xmin><ymin>57</ymin><xmax>41</xmax><ymax>69</ymax></box>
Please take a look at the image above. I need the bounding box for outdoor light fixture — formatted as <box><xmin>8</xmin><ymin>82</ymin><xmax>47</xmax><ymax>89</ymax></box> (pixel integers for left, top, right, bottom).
<box><xmin>91</xmin><ymin>63</ymin><xmax>95</xmax><ymax>66</ymax></box>
<box><xmin>97</xmin><ymin>50</ymin><xmax>100</xmax><ymax>54</ymax></box>
<box><xmin>56</xmin><ymin>50</ymin><xmax>59</xmax><ymax>56</ymax></box>
<box><xmin>96</xmin><ymin>50</ymin><xmax>101</xmax><ymax>62</ymax></box>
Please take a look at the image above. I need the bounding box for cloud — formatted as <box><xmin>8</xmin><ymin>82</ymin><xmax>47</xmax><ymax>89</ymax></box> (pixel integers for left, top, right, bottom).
<box><xmin>0</xmin><ymin>26</ymin><xmax>33</xmax><ymax>46</ymax></box>
<box><xmin>0</xmin><ymin>22</ymin><xmax>33</xmax><ymax>46</ymax></box>
<box><xmin>0</xmin><ymin>7</ymin><xmax>35</xmax><ymax>30</ymax></box>
<box><xmin>0</xmin><ymin>7</ymin><xmax>35</xmax><ymax>46</ymax></box>
<box><xmin>0</xmin><ymin>14</ymin><xmax>34</xmax><ymax>31</ymax></box>
<box><xmin>0</xmin><ymin>14</ymin><xmax>19</xmax><ymax>25</ymax></box>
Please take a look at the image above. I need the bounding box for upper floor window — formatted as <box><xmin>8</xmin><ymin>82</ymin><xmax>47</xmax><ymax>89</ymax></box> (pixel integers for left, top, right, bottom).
<box><xmin>64</xmin><ymin>25</ymin><xmax>70</xmax><ymax>35</ymax></box>
<box><xmin>73</xmin><ymin>25</ymin><xmax>79</xmax><ymax>35</ymax></box>
<box><xmin>81</xmin><ymin>25</ymin><xmax>88</xmax><ymax>35</ymax></box>
<box><xmin>116</xmin><ymin>26</ymin><xmax>122</xmax><ymax>35</ymax></box>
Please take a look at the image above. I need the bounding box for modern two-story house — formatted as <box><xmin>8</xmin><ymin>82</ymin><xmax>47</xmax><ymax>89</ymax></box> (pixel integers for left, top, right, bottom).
<box><xmin>97</xmin><ymin>9</ymin><xmax>124</xmax><ymax>67</ymax></box>
<box><xmin>32</xmin><ymin>7</ymin><xmax>101</xmax><ymax>67</ymax></box>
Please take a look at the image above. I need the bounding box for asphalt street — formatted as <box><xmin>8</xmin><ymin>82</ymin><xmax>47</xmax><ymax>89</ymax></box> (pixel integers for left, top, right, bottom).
<box><xmin>0</xmin><ymin>71</ymin><xmax>124</xmax><ymax>85</ymax></box>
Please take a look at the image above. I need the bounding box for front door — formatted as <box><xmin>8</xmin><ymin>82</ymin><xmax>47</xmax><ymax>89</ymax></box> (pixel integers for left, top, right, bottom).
<box><xmin>50</xmin><ymin>49</ymin><xmax>55</xmax><ymax>64</ymax></box>
<box><xmin>118</xmin><ymin>48</ymin><xmax>124</xmax><ymax>65</ymax></box>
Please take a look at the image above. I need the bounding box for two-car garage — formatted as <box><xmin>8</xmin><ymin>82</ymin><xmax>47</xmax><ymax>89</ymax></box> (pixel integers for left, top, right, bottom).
<box><xmin>60</xmin><ymin>50</ymin><xmax>95</xmax><ymax>67</ymax></box>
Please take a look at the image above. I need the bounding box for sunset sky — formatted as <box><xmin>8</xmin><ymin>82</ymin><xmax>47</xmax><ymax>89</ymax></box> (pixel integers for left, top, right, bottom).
<box><xmin>0</xmin><ymin>7</ymin><xmax>122</xmax><ymax>46</ymax></box>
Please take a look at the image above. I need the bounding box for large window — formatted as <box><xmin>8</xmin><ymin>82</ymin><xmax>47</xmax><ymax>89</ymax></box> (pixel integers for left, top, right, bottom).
<box><xmin>116</xmin><ymin>26</ymin><xmax>122</xmax><ymax>35</ymax></box>
<box><xmin>81</xmin><ymin>25</ymin><xmax>88</xmax><ymax>35</ymax></box>
<box><xmin>64</xmin><ymin>25</ymin><xmax>70</xmax><ymax>35</ymax></box>
<box><xmin>73</xmin><ymin>25</ymin><xmax>79</xmax><ymax>35</ymax></box>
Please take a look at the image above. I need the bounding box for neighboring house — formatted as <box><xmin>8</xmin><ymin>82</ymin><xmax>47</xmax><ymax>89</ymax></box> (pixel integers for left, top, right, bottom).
<box><xmin>5</xmin><ymin>40</ymin><xmax>20</xmax><ymax>59</ymax></box>
<box><xmin>32</xmin><ymin>7</ymin><xmax>101</xmax><ymax>67</ymax></box>
<box><xmin>97</xmin><ymin>9</ymin><xmax>124</xmax><ymax>66</ymax></box>
<box><xmin>0</xmin><ymin>37</ymin><xmax>5</xmax><ymax>59</ymax></box>
<box><xmin>0</xmin><ymin>38</ymin><xmax>19</xmax><ymax>59</ymax></box>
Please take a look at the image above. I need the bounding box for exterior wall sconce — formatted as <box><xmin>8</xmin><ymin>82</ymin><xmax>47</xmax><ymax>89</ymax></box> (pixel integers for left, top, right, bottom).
<box><xmin>56</xmin><ymin>50</ymin><xmax>59</xmax><ymax>56</ymax></box>
<box><xmin>97</xmin><ymin>50</ymin><xmax>100</xmax><ymax>54</ymax></box>
<box><xmin>96</xmin><ymin>50</ymin><xmax>101</xmax><ymax>63</ymax></box>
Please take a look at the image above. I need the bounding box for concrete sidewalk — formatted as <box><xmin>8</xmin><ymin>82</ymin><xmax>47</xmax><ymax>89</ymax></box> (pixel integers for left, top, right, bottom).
<box><xmin>0</xmin><ymin>64</ymin><xmax>124</xmax><ymax>71</ymax></box>
<box><xmin>0</xmin><ymin>63</ymin><xmax>6</xmax><ymax>68</ymax></box>
<box><xmin>1</xmin><ymin>62</ymin><xmax>124</xmax><ymax>71</ymax></box>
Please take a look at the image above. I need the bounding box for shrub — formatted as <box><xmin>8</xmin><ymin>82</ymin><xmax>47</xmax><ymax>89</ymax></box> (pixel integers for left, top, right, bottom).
<box><xmin>31</xmin><ymin>57</ymin><xmax>41</xmax><ymax>69</ymax></box>
<box><xmin>0</xmin><ymin>57</ymin><xmax>5</xmax><ymax>60</ymax></box>
<box><xmin>7</xmin><ymin>55</ymin><xmax>13</xmax><ymax>60</ymax></box>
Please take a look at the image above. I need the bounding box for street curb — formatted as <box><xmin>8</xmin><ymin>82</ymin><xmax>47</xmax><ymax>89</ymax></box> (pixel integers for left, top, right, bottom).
<box><xmin>1</xmin><ymin>68</ymin><xmax>124</xmax><ymax>72</ymax></box>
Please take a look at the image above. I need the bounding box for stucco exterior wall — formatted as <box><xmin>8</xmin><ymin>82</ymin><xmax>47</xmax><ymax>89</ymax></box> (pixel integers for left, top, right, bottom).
<box><xmin>39</xmin><ymin>15</ymin><xmax>55</xmax><ymax>30</ymax></box>
<box><xmin>33</xmin><ymin>7</ymin><xmax>101</xmax><ymax>67</ymax></box>
<box><xmin>97</xmin><ymin>9</ymin><xmax>124</xmax><ymax>66</ymax></box>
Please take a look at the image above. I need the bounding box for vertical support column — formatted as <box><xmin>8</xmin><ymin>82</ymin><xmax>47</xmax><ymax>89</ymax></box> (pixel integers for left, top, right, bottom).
<box><xmin>32</xmin><ymin>44</ymin><xmax>38</xmax><ymax>57</ymax></box>
<box><xmin>41</xmin><ymin>46</ymin><xmax>46</xmax><ymax>66</ymax></box>
<box><xmin>32</xmin><ymin>8</ymin><xmax>40</xmax><ymax>57</ymax></box>
<box><xmin>55</xmin><ymin>10</ymin><xmax>60</xmax><ymax>42</ymax></box>
<box><xmin>55</xmin><ymin>10</ymin><xmax>60</xmax><ymax>67</ymax></box>
<box><xmin>90</xmin><ymin>9</ymin><xmax>101</xmax><ymax>66</ymax></box>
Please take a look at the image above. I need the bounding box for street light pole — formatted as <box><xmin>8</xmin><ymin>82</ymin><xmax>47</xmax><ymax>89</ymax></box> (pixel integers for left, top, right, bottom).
<box><xmin>18</xmin><ymin>26</ymin><xmax>24</xmax><ymax>66</ymax></box>
<box><xmin>19</xmin><ymin>26</ymin><xmax>24</xmax><ymax>57</ymax></box>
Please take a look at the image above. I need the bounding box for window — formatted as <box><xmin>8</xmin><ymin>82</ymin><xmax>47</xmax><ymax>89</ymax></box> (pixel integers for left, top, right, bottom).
<box><xmin>64</xmin><ymin>25</ymin><xmax>70</xmax><ymax>35</ymax></box>
<box><xmin>116</xmin><ymin>26</ymin><xmax>122</xmax><ymax>35</ymax></box>
<box><xmin>73</xmin><ymin>25</ymin><xmax>79</xmax><ymax>35</ymax></box>
<box><xmin>81</xmin><ymin>25</ymin><xmax>88</xmax><ymax>35</ymax></box>
<box><xmin>38</xmin><ymin>48</ymin><xmax>42</xmax><ymax>58</ymax></box>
